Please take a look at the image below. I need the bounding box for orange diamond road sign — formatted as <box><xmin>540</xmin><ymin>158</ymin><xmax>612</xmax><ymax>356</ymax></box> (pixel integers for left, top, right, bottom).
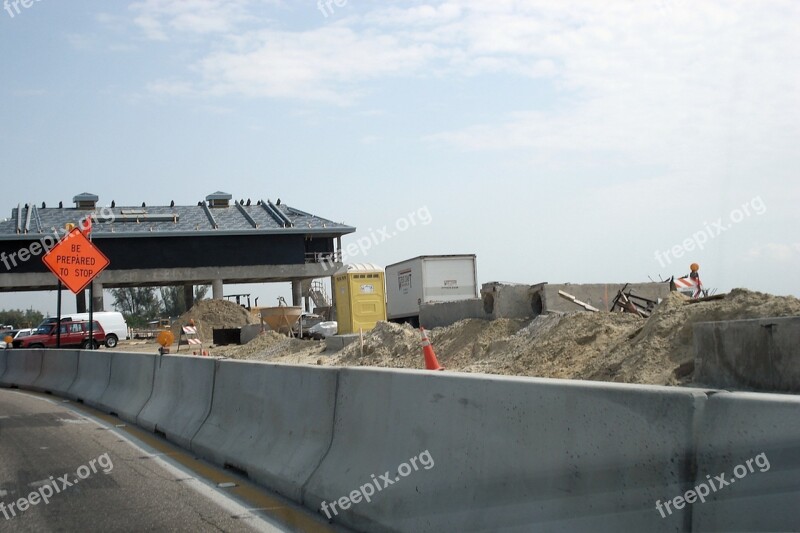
<box><xmin>42</xmin><ymin>228</ymin><xmax>110</xmax><ymax>294</ymax></box>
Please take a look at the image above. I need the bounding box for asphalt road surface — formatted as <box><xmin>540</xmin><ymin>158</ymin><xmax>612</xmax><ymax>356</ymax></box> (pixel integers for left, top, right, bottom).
<box><xmin>0</xmin><ymin>389</ymin><xmax>342</xmax><ymax>533</ymax></box>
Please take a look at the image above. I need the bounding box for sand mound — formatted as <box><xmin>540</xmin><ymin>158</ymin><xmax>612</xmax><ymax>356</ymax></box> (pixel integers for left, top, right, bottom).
<box><xmin>602</xmin><ymin>288</ymin><xmax>800</xmax><ymax>384</ymax></box>
<box><xmin>218</xmin><ymin>288</ymin><xmax>800</xmax><ymax>389</ymax></box>
<box><xmin>213</xmin><ymin>330</ymin><xmax>327</xmax><ymax>363</ymax></box>
<box><xmin>171</xmin><ymin>299</ymin><xmax>256</xmax><ymax>342</ymax></box>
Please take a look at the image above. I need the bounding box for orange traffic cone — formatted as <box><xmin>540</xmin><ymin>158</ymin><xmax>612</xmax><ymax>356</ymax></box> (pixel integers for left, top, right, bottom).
<box><xmin>419</xmin><ymin>327</ymin><xmax>444</xmax><ymax>371</ymax></box>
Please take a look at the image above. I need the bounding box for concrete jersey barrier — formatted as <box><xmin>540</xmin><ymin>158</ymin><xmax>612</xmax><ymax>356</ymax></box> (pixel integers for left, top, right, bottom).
<box><xmin>137</xmin><ymin>355</ymin><xmax>216</xmax><ymax>449</ymax></box>
<box><xmin>0</xmin><ymin>349</ymin><xmax>44</xmax><ymax>388</ymax></box>
<box><xmin>95</xmin><ymin>351</ymin><xmax>156</xmax><ymax>423</ymax></box>
<box><xmin>0</xmin><ymin>349</ymin><xmax>7</xmax><ymax>382</ymax></box>
<box><xmin>694</xmin><ymin>317</ymin><xmax>800</xmax><ymax>392</ymax></box>
<box><xmin>4</xmin><ymin>347</ymin><xmax>800</xmax><ymax>532</ymax></box>
<box><xmin>31</xmin><ymin>350</ymin><xmax>80</xmax><ymax>395</ymax></box>
<box><xmin>693</xmin><ymin>391</ymin><xmax>800</xmax><ymax>532</ymax></box>
<box><xmin>191</xmin><ymin>361</ymin><xmax>338</xmax><ymax>502</ymax></box>
<box><xmin>66</xmin><ymin>350</ymin><xmax>112</xmax><ymax>404</ymax></box>
<box><xmin>303</xmin><ymin>368</ymin><xmax>707</xmax><ymax>533</ymax></box>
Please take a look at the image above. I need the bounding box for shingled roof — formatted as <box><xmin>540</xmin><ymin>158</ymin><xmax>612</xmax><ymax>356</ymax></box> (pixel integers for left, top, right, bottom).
<box><xmin>0</xmin><ymin>193</ymin><xmax>355</xmax><ymax>240</ymax></box>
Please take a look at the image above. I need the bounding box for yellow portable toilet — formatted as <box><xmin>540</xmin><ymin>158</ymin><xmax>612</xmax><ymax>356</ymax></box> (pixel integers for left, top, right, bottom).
<box><xmin>333</xmin><ymin>263</ymin><xmax>387</xmax><ymax>334</ymax></box>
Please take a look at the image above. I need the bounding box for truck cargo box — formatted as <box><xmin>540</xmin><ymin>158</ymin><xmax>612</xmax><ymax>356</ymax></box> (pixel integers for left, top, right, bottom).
<box><xmin>386</xmin><ymin>255</ymin><xmax>478</xmax><ymax>325</ymax></box>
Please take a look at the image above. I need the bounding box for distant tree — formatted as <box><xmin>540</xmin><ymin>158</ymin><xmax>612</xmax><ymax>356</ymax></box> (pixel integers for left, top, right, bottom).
<box><xmin>159</xmin><ymin>285</ymin><xmax>210</xmax><ymax>318</ymax></box>
<box><xmin>0</xmin><ymin>308</ymin><xmax>44</xmax><ymax>329</ymax></box>
<box><xmin>110</xmin><ymin>287</ymin><xmax>161</xmax><ymax>328</ymax></box>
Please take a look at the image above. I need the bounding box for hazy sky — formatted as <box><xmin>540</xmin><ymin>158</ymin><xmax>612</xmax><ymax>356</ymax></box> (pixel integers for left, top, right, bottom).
<box><xmin>1</xmin><ymin>0</ymin><xmax>798</xmax><ymax>316</ymax></box>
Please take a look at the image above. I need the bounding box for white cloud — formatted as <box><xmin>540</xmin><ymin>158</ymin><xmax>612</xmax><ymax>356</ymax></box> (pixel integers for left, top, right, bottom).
<box><xmin>193</xmin><ymin>27</ymin><xmax>438</xmax><ymax>104</ymax></box>
<box><xmin>422</xmin><ymin>1</ymin><xmax>800</xmax><ymax>165</ymax></box>
<box><xmin>130</xmin><ymin>0</ymin><xmax>261</xmax><ymax>40</ymax></box>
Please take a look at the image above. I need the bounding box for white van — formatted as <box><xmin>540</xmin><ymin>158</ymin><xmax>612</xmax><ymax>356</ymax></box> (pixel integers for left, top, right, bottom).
<box><xmin>41</xmin><ymin>312</ymin><xmax>129</xmax><ymax>348</ymax></box>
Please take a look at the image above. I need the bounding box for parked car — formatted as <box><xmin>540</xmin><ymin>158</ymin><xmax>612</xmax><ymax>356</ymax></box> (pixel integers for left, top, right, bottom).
<box><xmin>14</xmin><ymin>320</ymin><xmax>105</xmax><ymax>349</ymax></box>
<box><xmin>1</xmin><ymin>328</ymin><xmax>34</xmax><ymax>348</ymax></box>
<box><xmin>39</xmin><ymin>311</ymin><xmax>128</xmax><ymax>348</ymax></box>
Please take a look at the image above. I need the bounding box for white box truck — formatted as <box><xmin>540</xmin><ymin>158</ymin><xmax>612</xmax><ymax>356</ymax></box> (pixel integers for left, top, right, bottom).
<box><xmin>386</xmin><ymin>255</ymin><xmax>478</xmax><ymax>325</ymax></box>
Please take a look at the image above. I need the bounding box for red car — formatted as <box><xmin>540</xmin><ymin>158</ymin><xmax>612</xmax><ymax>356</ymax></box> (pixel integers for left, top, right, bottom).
<box><xmin>13</xmin><ymin>320</ymin><xmax>106</xmax><ymax>349</ymax></box>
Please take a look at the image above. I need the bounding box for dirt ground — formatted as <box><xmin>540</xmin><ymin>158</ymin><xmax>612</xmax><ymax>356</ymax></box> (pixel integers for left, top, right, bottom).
<box><xmin>116</xmin><ymin>288</ymin><xmax>800</xmax><ymax>387</ymax></box>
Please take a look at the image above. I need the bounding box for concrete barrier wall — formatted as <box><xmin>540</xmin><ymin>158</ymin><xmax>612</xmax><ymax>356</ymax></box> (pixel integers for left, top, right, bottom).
<box><xmin>420</xmin><ymin>299</ymin><xmax>485</xmax><ymax>328</ymax></box>
<box><xmin>694</xmin><ymin>317</ymin><xmax>800</xmax><ymax>392</ymax></box>
<box><xmin>303</xmin><ymin>368</ymin><xmax>705</xmax><ymax>533</ymax></box>
<box><xmin>67</xmin><ymin>350</ymin><xmax>112</xmax><ymax>404</ymax></box>
<box><xmin>31</xmin><ymin>350</ymin><xmax>80</xmax><ymax>394</ymax></box>
<box><xmin>3</xmin><ymin>349</ymin><xmax>798</xmax><ymax>532</ymax></box>
<box><xmin>540</xmin><ymin>283</ymin><xmax>671</xmax><ymax>314</ymax></box>
<box><xmin>137</xmin><ymin>355</ymin><xmax>216</xmax><ymax>449</ymax></box>
<box><xmin>0</xmin><ymin>349</ymin><xmax>44</xmax><ymax>388</ymax></box>
<box><xmin>0</xmin><ymin>350</ymin><xmax>7</xmax><ymax>382</ymax></box>
<box><xmin>693</xmin><ymin>391</ymin><xmax>800</xmax><ymax>531</ymax></box>
<box><xmin>191</xmin><ymin>361</ymin><xmax>338</xmax><ymax>502</ymax></box>
<box><xmin>96</xmin><ymin>352</ymin><xmax>156</xmax><ymax>423</ymax></box>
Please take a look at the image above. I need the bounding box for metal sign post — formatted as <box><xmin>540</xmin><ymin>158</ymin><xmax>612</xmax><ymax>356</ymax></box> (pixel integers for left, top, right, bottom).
<box><xmin>56</xmin><ymin>280</ymin><xmax>62</xmax><ymax>348</ymax></box>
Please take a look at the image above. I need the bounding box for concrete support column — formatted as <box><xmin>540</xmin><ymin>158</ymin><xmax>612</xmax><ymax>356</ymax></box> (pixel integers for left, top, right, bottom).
<box><xmin>183</xmin><ymin>284</ymin><xmax>194</xmax><ymax>311</ymax></box>
<box><xmin>212</xmin><ymin>279</ymin><xmax>223</xmax><ymax>300</ymax></box>
<box><xmin>91</xmin><ymin>280</ymin><xmax>104</xmax><ymax>311</ymax></box>
<box><xmin>291</xmin><ymin>280</ymin><xmax>302</xmax><ymax>307</ymax></box>
<box><xmin>76</xmin><ymin>290</ymin><xmax>87</xmax><ymax>313</ymax></box>
<box><xmin>336</xmin><ymin>237</ymin><xmax>342</xmax><ymax>259</ymax></box>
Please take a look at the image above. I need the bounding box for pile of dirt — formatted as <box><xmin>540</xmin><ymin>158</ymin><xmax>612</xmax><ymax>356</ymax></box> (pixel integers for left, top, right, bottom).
<box><xmin>213</xmin><ymin>330</ymin><xmax>326</xmax><ymax>363</ymax></box>
<box><xmin>171</xmin><ymin>299</ymin><xmax>256</xmax><ymax>342</ymax></box>
<box><xmin>600</xmin><ymin>288</ymin><xmax>800</xmax><ymax>385</ymax></box>
<box><xmin>336</xmin><ymin>321</ymin><xmax>421</xmax><ymax>367</ymax></box>
<box><xmin>335</xmin><ymin>318</ymin><xmax>530</xmax><ymax>369</ymax></box>
<box><xmin>225</xmin><ymin>288</ymin><xmax>800</xmax><ymax>388</ymax></box>
<box><xmin>480</xmin><ymin>311</ymin><xmax>644</xmax><ymax>380</ymax></box>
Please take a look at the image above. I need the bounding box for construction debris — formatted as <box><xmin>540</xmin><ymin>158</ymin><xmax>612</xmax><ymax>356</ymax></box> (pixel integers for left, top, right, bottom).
<box><xmin>121</xmin><ymin>288</ymin><xmax>800</xmax><ymax>392</ymax></box>
<box><xmin>557</xmin><ymin>290</ymin><xmax>599</xmax><ymax>312</ymax></box>
<box><xmin>610</xmin><ymin>284</ymin><xmax>660</xmax><ymax>317</ymax></box>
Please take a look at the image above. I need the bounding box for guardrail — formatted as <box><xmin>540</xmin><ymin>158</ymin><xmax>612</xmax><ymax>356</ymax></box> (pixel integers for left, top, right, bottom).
<box><xmin>305</xmin><ymin>250</ymin><xmax>342</xmax><ymax>264</ymax></box>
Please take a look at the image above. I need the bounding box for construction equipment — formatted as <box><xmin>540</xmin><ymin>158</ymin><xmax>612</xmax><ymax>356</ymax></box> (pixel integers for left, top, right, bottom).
<box><xmin>307</xmin><ymin>280</ymin><xmax>332</xmax><ymax>320</ymax></box>
<box><xmin>260</xmin><ymin>297</ymin><xmax>303</xmax><ymax>336</ymax></box>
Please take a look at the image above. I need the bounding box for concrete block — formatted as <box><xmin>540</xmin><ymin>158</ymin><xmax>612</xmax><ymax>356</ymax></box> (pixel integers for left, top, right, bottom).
<box><xmin>481</xmin><ymin>282</ymin><xmax>533</xmax><ymax>319</ymax></box>
<box><xmin>325</xmin><ymin>334</ymin><xmax>359</xmax><ymax>352</ymax></box>
<box><xmin>303</xmin><ymin>369</ymin><xmax>705</xmax><ymax>533</ymax></box>
<box><xmin>96</xmin><ymin>352</ymin><xmax>156</xmax><ymax>423</ymax></box>
<box><xmin>240</xmin><ymin>324</ymin><xmax>264</xmax><ymax>345</ymax></box>
<box><xmin>693</xmin><ymin>391</ymin><xmax>800</xmax><ymax>531</ymax></box>
<box><xmin>0</xmin><ymin>349</ymin><xmax>44</xmax><ymax>388</ymax></box>
<box><xmin>694</xmin><ymin>316</ymin><xmax>800</xmax><ymax>392</ymax></box>
<box><xmin>191</xmin><ymin>361</ymin><xmax>338</xmax><ymax>501</ymax></box>
<box><xmin>31</xmin><ymin>350</ymin><xmax>80</xmax><ymax>395</ymax></box>
<box><xmin>419</xmin><ymin>299</ymin><xmax>485</xmax><ymax>328</ymax></box>
<box><xmin>137</xmin><ymin>355</ymin><xmax>216</xmax><ymax>449</ymax></box>
<box><xmin>67</xmin><ymin>350</ymin><xmax>112</xmax><ymax>404</ymax></box>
